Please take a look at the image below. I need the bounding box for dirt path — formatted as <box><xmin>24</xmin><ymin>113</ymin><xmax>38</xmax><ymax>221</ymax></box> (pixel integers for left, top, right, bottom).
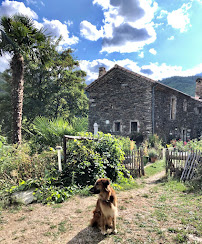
<box><xmin>0</xmin><ymin>170</ymin><xmax>200</xmax><ymax>244</ymax></box>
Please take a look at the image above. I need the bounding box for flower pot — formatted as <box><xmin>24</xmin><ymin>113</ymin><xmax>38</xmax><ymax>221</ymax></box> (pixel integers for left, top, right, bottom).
<box><xmin>150</xmin><ymin>156</ymin><xmax>157</xmax><ymax>163</ymax></box>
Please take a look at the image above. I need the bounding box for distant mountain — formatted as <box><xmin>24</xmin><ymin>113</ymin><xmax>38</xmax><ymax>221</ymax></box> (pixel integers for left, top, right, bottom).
<box><xmin>159</xmin><ymin>75</ymin><xmax>201</xmax><ymax>97</ymax></box>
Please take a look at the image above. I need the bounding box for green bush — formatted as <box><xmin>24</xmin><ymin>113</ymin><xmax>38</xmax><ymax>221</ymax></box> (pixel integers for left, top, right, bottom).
<box><xmin>61</xmin><ymin>132</ymin><xmax>130</xmax><ymax>186</ymax></box>
<box><xmin>93</xmin><ymin>132</ymin><xmax>128</xmax><ymax>181</ymax></box>
<box><xmin>24</xmin><ymin>116</ymin><xmax>88</xmax><ymax>152</ymax></box>
<box><xmin>116</xmin><ymin>136</ymin><xmax>135</xmax><ymax>154</ymax></box>
<box><xmin>170</xmin><ymin>139</ymin><xmax>202</xmax><ymax>151</ymax></box>
<box><xmin>0</xmin><ymin>131</ymin><xmax>131</xmax><ymax>205</ymax></box>
<box><xmin>61</xmin><ymin>139</ymin><xmax>105</xmax><ymax>186</ymax></box>
<box><xmin>148</xmin><ymin>148</ymin><xmax>158</xmax><ymax>159</ymax></box>
<box><xmin>0</xmin><ymin>143</ymin><xmax>58</xmax><ymax>189</ymax></box>
<box><xmin>188</xmin><ymin>162</ymin><xmax>202</xmax><ymax>191</ymax></box>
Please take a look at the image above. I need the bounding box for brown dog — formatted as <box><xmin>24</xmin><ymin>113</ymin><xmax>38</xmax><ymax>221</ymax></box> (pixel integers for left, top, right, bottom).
<box><xmin>90</xmin><ymin>178</ymin><xmax>118</xmax><ymax>235</ymax></box>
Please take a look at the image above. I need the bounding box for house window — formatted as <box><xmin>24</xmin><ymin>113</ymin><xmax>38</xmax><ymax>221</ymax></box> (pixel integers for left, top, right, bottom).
<box><xmin>114</xmin><ymin>122</ymin><xmax>121</xmax><ymax>132</ymax></box>
<box><xmin>198</xmin><ymin>107</ymin><xmax>202</xmax><ymax>114</ymax></box>
<box><xmin>170</xmin><ymin>96</ymin><xmax>177</xmax><ymax>120</ymax></box>
<box><xmin>195</xmin><ymin>107</ymin><xmax>202</xmax><ymax>114</ymax></box>
<box><xmin>131</xmin><ymin>121</ymin><xmax>138</xmax><ymax>132</ymax></box>
<box><xmin>181</xmin><ymin>129</ymin><xmax>187</xmax><ymax>142</ymax></box>
<box><xmin>183</xmin><ymin>99</ymin><xmax>187</xmax><ymax>112</ymax></box>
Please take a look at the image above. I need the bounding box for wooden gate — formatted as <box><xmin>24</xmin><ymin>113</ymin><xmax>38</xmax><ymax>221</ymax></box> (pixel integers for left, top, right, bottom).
<box><xmin>180</xmin><ymin>151</ymin><xmax>201</xmax><ymax>181</ymax></box>
<box><xmin>122</xmin><ymin>149</ymin><xmax>145</xmax><ymax>177</ymax></box>
<box><xmin>165</xmin><ymin>149</ymin><xmax>201</xmax><ymax>180</ymax></box>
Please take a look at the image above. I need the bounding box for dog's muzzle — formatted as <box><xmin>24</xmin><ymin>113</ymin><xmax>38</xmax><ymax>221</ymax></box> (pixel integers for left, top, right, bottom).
<box><xmin>90</xmin><ymin>186</ymin><xmax>100</xmax><ymax>194</ymax></box>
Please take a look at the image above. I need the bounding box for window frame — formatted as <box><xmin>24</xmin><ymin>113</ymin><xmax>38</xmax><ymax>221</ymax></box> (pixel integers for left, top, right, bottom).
<box><xmin>170</xmin><ymin>96</ymin><xmax>177</xmax><ymax>120</ymax></box>
<box><xmin>130</xmin><ymin>120</ymin><xmax>139</xmax><ymax>133</ymax></box>
<box><xmin>113</xmin><ymin>121</ymin><xmax>121</xmax><ymax>132</ymax></box>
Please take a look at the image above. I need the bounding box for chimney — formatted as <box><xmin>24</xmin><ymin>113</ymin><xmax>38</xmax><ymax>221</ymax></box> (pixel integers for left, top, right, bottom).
<box><xmin>195</xmin><ymin>78</ymin><xmax>202</xmax><ymax>100</ymax></box>
<box><xmin>99</xmin><ymin>67</ymin><xmax>106</xmax><ymax>78</ymax></box>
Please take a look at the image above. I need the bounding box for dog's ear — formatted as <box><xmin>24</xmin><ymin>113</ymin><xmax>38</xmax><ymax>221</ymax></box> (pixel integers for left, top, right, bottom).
<box><xmin>102</xmin><ymin>179</ymin><xmax>110</xmax><ymax>191</ymax></box>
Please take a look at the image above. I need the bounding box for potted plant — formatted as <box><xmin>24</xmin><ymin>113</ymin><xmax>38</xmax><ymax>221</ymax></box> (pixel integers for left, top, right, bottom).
<box><xmin>148</xmin><ymin>149</ymin><xmax>158</xmax><ymax>163</ymax></box>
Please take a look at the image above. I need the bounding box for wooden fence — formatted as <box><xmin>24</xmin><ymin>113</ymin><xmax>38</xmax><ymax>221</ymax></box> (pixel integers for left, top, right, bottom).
<box><xmin>165</xmin><ymin>149</ymin><xmax>201</xmax><ymax>180</ymax></box>
<box><xmin>122</xmin><ymin>149</ymin><xmax>145</xmax><ymax>177</ymax></box>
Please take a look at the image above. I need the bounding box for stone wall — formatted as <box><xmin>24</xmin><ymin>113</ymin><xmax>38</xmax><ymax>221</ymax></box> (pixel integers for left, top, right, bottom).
<box><xmin>87</xmin><ymin>68</ymin><xmax>153</xmax><ymax>138</ymax></box>
<box><xmin>154</xmin><ymin>84</ymin><xmax>202</xmax><ymax>142</ymax></box>
<box><xmin>87</xmin><ymin>66</ymin><xmax>202</xmax><ymax>142</ymax></box>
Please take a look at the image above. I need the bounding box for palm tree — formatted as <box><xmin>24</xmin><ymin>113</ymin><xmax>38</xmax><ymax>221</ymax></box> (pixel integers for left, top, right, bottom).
<box><xmin>0</xmin><ymin>15</ymin><xmax>47</xmax><ymax>144</ymax></box>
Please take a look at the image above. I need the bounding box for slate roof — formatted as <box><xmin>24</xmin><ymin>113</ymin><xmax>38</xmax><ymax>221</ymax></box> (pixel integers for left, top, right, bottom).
<box><xmin>86</xmin><ymin>64</ymin><xmax>202</xmax><ymax>103</ymax></box>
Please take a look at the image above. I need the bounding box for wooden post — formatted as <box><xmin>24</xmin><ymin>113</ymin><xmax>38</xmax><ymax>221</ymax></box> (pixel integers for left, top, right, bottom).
<box><xmin>140</xmin><ymin>149</ymin><xmax>145</xmax><ymax>176</ymax></box>
<box><xmin>63</xmin><ymin>136</ymin><xmax>67</xmax><ymax>164</ymax></box>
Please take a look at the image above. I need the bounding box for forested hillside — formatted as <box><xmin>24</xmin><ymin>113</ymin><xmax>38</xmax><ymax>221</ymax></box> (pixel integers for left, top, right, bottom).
<box><xmin>0</xmin><ymin>73</ymin><xmax>5</xmax><ymax>85</ymax></box>
<box><xmin>160</xmin><ymin>75</ymin><xmax>200</xmax><ymax>97</ymax></box>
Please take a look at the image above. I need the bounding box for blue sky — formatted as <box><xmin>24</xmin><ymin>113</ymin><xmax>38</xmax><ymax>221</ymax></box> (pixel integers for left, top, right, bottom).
<box><xmin>0</xmin><ymin>0</ymin><xmax>202</xmax><ymax>84</ymax></box>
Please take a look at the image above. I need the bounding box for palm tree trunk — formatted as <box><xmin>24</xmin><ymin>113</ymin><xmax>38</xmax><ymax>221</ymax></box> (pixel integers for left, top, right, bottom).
<box><xmin>11</xmin><ymin>53</ymin><xmax>24</xmax><ymax>144</ymax></box>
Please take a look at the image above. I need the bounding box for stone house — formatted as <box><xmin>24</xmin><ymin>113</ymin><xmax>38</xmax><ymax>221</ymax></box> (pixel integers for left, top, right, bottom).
<box><xmin>86</xmin><ymin>65</ymin><xmax>202</xmax><ymax>142</ymax></box>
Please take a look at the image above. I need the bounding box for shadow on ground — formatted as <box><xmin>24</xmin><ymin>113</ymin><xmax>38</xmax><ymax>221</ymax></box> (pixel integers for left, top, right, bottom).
<box><xmin>67</xmin><ymin>226</ymin><xmax>105</xmax><ymax>244</ymax></box>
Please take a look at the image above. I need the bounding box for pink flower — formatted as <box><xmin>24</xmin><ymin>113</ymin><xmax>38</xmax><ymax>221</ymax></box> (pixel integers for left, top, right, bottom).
<box><xmin>184</xmin><ymin>141</ymin><xmax>187</xmax><ymax>145</ymax></box>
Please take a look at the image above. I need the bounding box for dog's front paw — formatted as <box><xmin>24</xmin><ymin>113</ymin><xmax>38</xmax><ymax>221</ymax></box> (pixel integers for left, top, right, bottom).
<box><xmin>101</xmin><ymin>230</ymin><xmax>107</xmax><ymax>235</ymax></box>
<box><xmin>112</xmin><ymin>229</ymin><xmax>117</xmax><ymax>234</ymax></box>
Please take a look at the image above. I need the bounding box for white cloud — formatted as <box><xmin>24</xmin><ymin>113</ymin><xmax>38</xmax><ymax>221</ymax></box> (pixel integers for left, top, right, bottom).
<box><xmin>149</xmin><ymin>48</ymin><xmax>157</xmax><ymax>55</ymax></box>
<box><xmin>42</xmin><ymin>18</ymin><xmax>79</xmax><ymax>46</ymax></box>
<box><xmin>168</xmin><ymin>36</ymin><xmax>174</xmax><ymax>40</ymax></box>
<box><xmin>81</xmin><ymin>0</ymin><xmax>158</xmax><ymax>53</ymax></box>
<box><xmin>167</xmin><ymin>2</ymin><xmax>192</xmax><ymax>32</ymax></box>
<box><xmin>80</xmin><ymin>20</ymin><xmax>103</xmax><ymax>41</ymax></box>
<box><xmin>0</xmin><ymin>1</ymin><xmax>78</xmax><ymax>51</ymax></box>
<box><xmin>0</xmin><ymin>0</ymin><xmax>38</xmax><ymax>19</ymax></box>
<box><xmin>139</xmin><ymin>51</ymin><xmax>144</xmax><ymax>58</ymax></box>
<box><xmin>80</xmin><ymin>58</ymin><xmax>140</xmax><ymax>84</ymax></box>
<box><xmin>156</xmin><ymin>10</ymin><xmax>168</xmax><ymax>19</ymax></box>
<box><xmin>64</xmin><ymin>20</ymin><xmax>73</xmax><ymax>26</ymax></box>
<box><xmin>80</xmin><ymin>58</ymin><xmax>202</xmax><ymax>84</ymax></box>
<box><xmin>139</xmin><ymin>62</ymin><xmax>202</xmax><ymax>80</ymax></box>
<box><xmin>93</xmin><ymin>0</ymin><xmax>110</xmax><ymax>10</ymax></box>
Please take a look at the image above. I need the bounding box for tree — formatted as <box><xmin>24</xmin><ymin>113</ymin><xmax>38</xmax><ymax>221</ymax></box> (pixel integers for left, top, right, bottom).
<box><xmin>0</xmin><ymin>70</ymin><xmax>12</xmax><ymax>138</ymax></box>
<box><xmin>23</xmin><ymin>48</ymin><xmax>88</xmax><ymax>121</ymax></box>
<box><xmin>0</xmin><ymin>15</ymin><xmax>47</xmax><ymax>144</ymax></box>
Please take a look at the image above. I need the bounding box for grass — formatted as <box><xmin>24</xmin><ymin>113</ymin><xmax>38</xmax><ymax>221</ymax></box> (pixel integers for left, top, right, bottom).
<box><xmin>112</xmin><ymin>177</ymin><xmax>139</xmax><ymax>191</ymax></box>
<box><xmin>1</xmin><ymin>156</ymin><xmax>201</xmax><ymax>243</ymax></box>
<box><xmin>144</xmin><ymin>159</ymin><xmax>165</xmax><ymax>177</ymax></box>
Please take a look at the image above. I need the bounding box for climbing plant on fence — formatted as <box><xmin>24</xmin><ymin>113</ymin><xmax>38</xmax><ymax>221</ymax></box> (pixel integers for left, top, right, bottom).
<box><xmin>62</xmin><ymin>132</ymin><xmax>131</xmax><ymax>186</ymax></box>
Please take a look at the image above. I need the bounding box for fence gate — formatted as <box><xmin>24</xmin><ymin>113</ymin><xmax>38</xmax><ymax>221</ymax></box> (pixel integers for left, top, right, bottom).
<box><xmin>180</xmin><ymin>151</ymin><xmax>201</xmax><ymax>182</ymax></box>
<box><xmin>122</xmin><ymin>149</ymin><xmax>145</xmax><ymax>177</ymax></box>
<box><xmin>166</xmin><ymin>149</ymin><xmax>201</xmax><ymax>180</ymax></box>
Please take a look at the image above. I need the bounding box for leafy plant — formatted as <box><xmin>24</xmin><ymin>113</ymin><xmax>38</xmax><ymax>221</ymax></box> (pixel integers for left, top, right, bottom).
<box><xmin>148</xmin><ymin>148</ymin><xmax>158</xmax><ymax>159</ymax></box>
<box><xmin>28</xmin><ymin>116</ymin><xmax>88</xmax><ymax>151</ymax></box>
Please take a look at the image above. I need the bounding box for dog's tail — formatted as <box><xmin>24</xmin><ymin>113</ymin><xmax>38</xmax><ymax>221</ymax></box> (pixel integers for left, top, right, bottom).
<box><xmin>90</xmin><ymin>218</ymin><xmax>98</xmax><ymax>227</ymax></box>
<box><xmin>90</xmin><ymin>210</ymin><xmax>101</xmax><ymax>227</ymax></box>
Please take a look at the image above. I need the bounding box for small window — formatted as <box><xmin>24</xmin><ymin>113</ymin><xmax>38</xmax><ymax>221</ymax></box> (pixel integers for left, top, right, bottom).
<box><xmin>131</xmin><ymin>122</ymin><xmax>138</xmax><ymax>132</ymax></box>
<box><xmin>183</xmin><ymin>99</ymin><xmax>187</xmax><ymax>112</ymax></box>
<box><xmin>181</xmin><ymin>129</ymin><xmax>187</xmax><ymax>142</ymax></box>
<box><xmin>114</xmin><ymin>122</ymin><xmax>120</xmax><ymax>132</ymax></box>
<box><xmin>195</xmin><ymin>107</ymin><xmax>202</xmax><ymax>114</ymax></box>
<box><xmin>170</xmin><ymin>96</ymin><xmax>177</xmax><ymax>120</ymax></box>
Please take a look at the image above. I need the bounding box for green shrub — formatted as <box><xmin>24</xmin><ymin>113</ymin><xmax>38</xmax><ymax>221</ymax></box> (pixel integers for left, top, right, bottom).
<box><xmin>148</xmin><ymin>148</ymin><xmax>158</xmax><ymax>159</ymax></box>
<box><xmin>116</xmin><ymin>136</ymin><xmax>135</xmax><ymax>154</ymax></box>
<box><xmin>60</xmin><ymin>132</ymin><xmax>130</xmax><ymax>187</ymax></box>
<box><xmin>170</xmin><ymin>139</ymin><xmax>202</xmax><ymax>151</ymax></box>
<box><xmin>24</xmin><ymin>116</ymin><xmax>88</xmax><ymax>152</ymax></box>
<box><xmin>0</xmin><ymin>131</ymin><xmax>132</xmax><ymax>205</ymax></box>
<box><xmin>188</xmin><ymin>162</ymin><xmax>202</xmax><ymax>191</ymax></box>
<box><xmin>0</xmin><ymin>143</ymin><xmax>58</xmax><ymax>188</ymax></box>
<box><xmin>61</xmin><ymin>139</ymin><xmax>105</xmax><ymax>186</ymax></box>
